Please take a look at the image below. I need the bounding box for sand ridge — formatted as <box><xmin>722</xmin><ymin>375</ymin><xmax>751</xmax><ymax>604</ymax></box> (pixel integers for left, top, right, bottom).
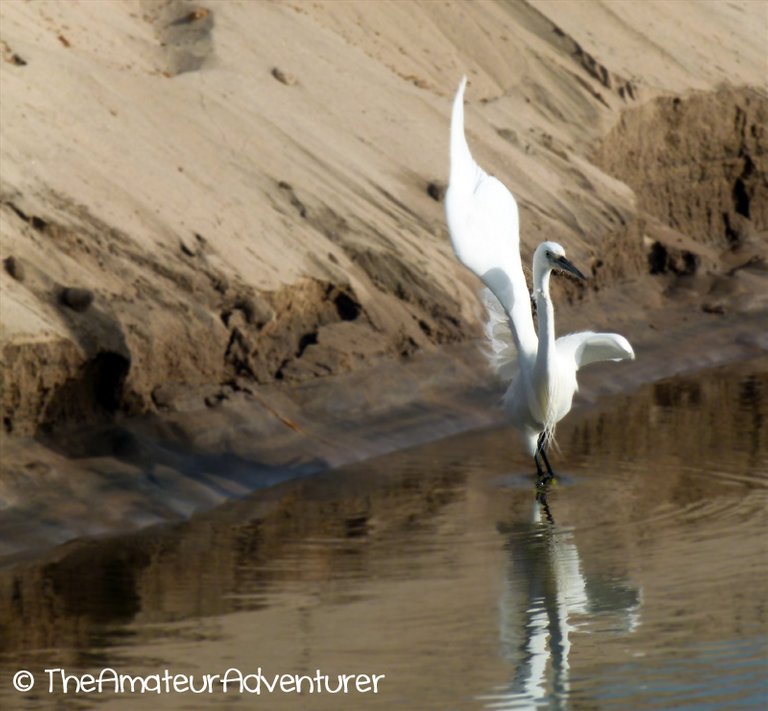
<box><xmin>1</xmin><ymin>0</ymin><xmax>765</xmax><ymax>434</ymax></box>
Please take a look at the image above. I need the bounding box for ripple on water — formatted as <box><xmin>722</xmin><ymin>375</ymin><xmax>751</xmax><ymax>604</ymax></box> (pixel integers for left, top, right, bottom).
<box><xmin>573</xmin><ymin>636</ymin><xmax>768</xmax><ymax>710</ymax></box>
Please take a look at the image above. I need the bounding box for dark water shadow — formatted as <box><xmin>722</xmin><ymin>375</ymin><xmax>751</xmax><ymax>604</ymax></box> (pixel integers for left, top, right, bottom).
<box><xmin>0</xmin><ymin>444</ymin><xmax>469</xmax><ymax>659</ymax></box>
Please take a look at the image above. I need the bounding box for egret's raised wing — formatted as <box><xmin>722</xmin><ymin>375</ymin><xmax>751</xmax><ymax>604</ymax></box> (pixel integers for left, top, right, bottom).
<box><xmin>557</xmin><ymin>331</ymin><xmax>635</xmax><ymax>370</ymax></box>
<box><xmin>482</xmin><ymin>288</ymin><xmax>519</xmax><ymax>381</ymax></box>
<box><xmin>445</xmin><ymin>78</ymin><xmax>537</xmax><ymax>361</ymax></box>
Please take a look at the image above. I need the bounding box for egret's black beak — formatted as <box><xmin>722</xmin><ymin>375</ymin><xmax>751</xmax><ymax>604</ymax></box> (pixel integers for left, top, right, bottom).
<box><xmin>554</xmin><ymin>255</ymin><xmax>587</xmax><ymax>281</ymax></box>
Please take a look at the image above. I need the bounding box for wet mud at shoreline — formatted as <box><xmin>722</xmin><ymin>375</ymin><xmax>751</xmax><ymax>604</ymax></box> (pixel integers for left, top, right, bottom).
<box><xmin>1</xmin><ymin>357</ymin><xmax>765</xmax><ymax>709</ymax></box>
<box><xmin>1</xmin><ymin>299</ymin><xmax>766</xmax><ymax>561</ymax></box>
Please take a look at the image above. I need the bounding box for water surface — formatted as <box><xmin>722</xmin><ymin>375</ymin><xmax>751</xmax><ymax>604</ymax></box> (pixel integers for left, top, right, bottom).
<box><xmin>1</xmin><ymin>358</ymin><xmax>766</xmax><ymax>709</ymax></box>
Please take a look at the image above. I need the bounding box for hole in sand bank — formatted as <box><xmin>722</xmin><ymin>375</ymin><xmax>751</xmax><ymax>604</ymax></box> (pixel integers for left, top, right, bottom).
<box><xmin>296</xmin><ymin>332</ymin><xmax>318</xmax><ymax>358</ymax></box>
<box><xmin>334</xmin><ymin>291</ymin><xmax>361</xmax><ymax>321</ymax></box>
<box><xmin>39</xmin><ymin>351</ymin><xmax>131</xmax><ymax>433</ymax></box>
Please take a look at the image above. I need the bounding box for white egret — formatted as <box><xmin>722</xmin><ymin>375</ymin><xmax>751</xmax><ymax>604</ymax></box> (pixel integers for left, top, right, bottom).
<box><xmin>445</xmin><ymin>77</ymin><xmax>634</xmax><ymax>482</ymax></box>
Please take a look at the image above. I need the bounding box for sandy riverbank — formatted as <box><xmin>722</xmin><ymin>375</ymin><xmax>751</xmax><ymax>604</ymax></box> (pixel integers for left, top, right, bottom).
<box><xmin>1</xmin><ymin>1</ymin><xmax>766</xmax><ymax>553</ymax></box>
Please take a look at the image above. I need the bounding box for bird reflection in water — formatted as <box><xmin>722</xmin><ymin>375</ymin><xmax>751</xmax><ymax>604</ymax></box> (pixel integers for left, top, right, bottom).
<box><xmin>480</xmin><ymin>491</ymin><xmax>641</xmax><ymax>709</ymax></box>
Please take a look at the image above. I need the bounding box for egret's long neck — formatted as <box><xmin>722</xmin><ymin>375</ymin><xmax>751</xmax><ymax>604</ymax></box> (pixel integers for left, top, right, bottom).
<box><xmin>533</xmin><ymin>266</ymin><xmax>555</xmax><ymax>377</ymax></box>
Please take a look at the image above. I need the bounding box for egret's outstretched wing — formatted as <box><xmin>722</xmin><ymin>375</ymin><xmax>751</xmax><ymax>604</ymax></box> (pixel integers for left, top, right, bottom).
<box><xmin>482</xmin><ymin>288</ymin><xmax>519</xmax><ymax>381</ymax></box>
<box><xmin>445</xmin><ymin>77</ymin><xmax>537</xmax><ymax>361</ymax></box>
<box><xmin>557</xmin><ymin>332</ymin><xmax>635</xmax><ymax>370</ymax></box>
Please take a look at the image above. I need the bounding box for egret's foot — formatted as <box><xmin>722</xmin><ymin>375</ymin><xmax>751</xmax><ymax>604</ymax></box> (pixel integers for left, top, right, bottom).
<box><xmin>535</xmin><ymin>471</ymin><xmax>557</xmax><ymax>490</ymax></box>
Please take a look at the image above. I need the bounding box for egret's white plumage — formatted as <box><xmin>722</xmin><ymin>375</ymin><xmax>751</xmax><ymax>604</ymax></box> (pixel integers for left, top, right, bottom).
<box><xmin>446</xmin><ymin>77</ymin><xmax>634</xmax><ymax>477</ymax></box>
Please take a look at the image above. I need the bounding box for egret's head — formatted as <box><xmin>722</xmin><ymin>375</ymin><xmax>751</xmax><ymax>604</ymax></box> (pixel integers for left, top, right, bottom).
<box><xmin>534</xmin><ymin>241</ymin><xmax>587</xmax><ymax>281</ymax></box>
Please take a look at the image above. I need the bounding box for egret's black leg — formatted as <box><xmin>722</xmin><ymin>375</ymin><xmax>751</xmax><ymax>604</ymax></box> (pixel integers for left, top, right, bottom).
<box><xmin>539</xmin><ymin>445</ymin><xmax>554</xmax><ymax>480</ymax></box>
<box><xmin>536</xmin><ymin>432</ymin><xmax>555</xmax><ymax>487</ymax></box>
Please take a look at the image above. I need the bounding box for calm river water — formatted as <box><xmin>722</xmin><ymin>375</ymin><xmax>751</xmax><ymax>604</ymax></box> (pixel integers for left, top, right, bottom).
<box><xmin>1</xmin><ymin>357</ymin><xmax>766</xmax><ymax>709</ymax></box>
